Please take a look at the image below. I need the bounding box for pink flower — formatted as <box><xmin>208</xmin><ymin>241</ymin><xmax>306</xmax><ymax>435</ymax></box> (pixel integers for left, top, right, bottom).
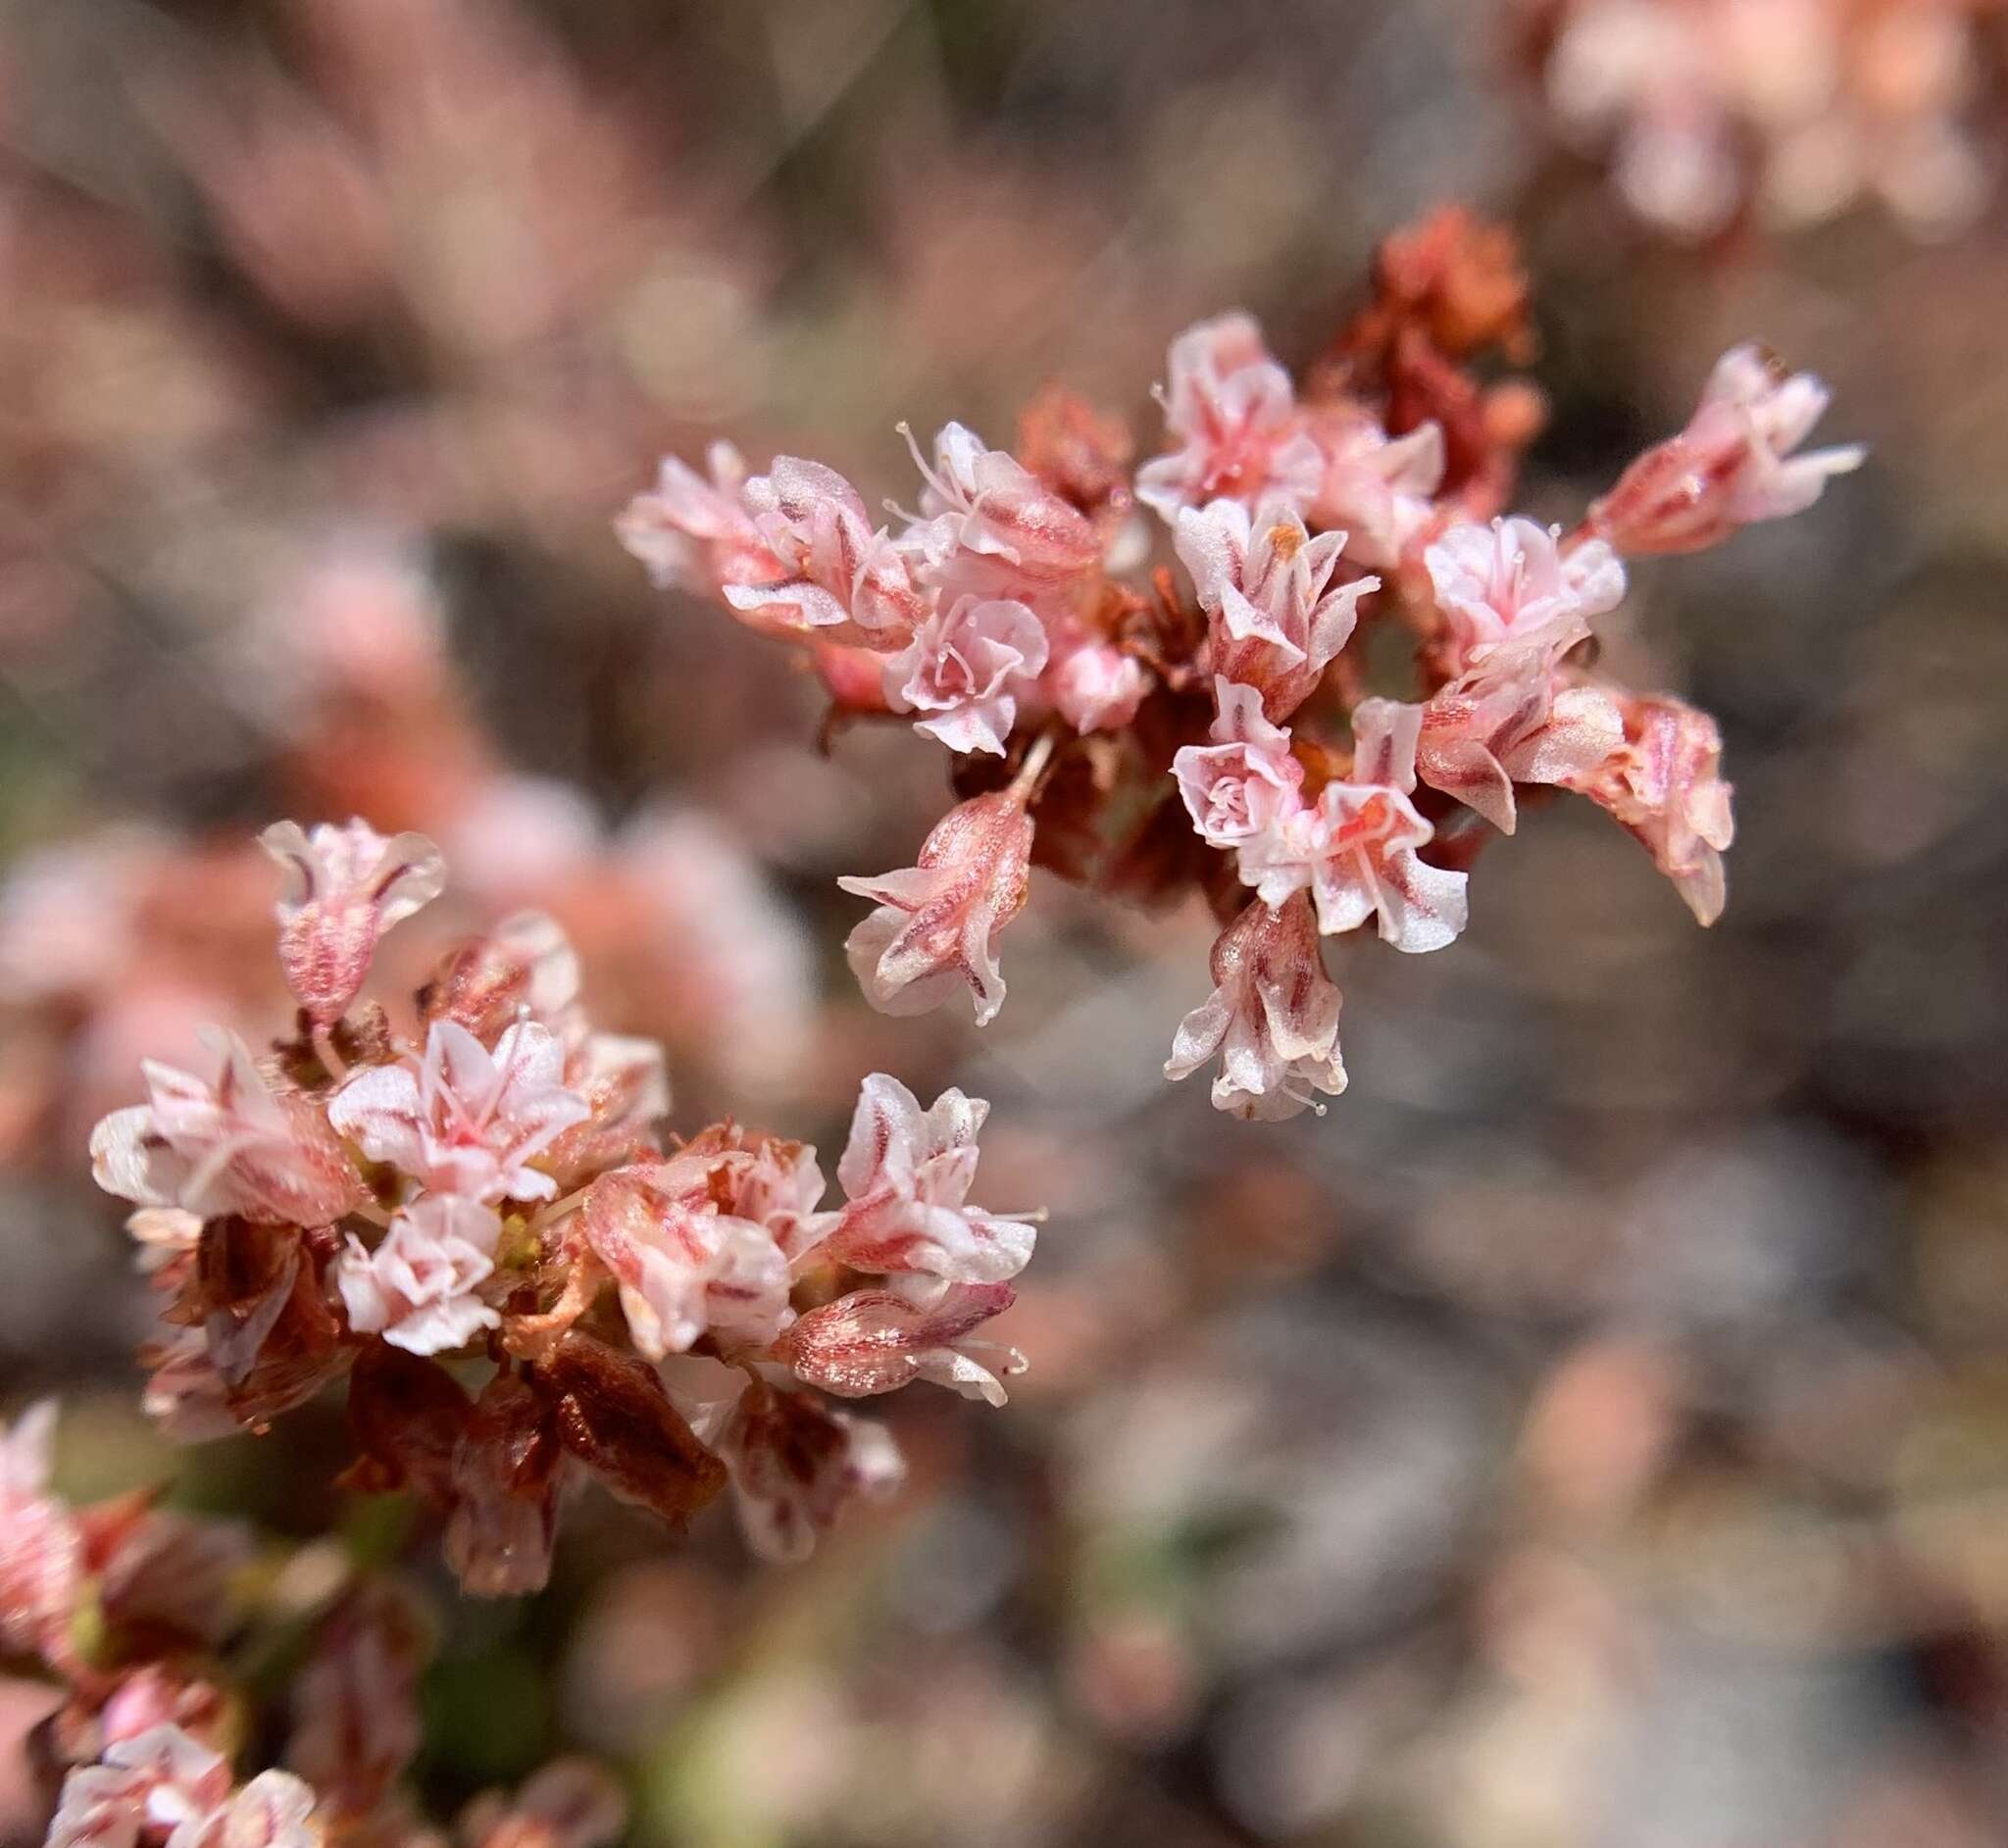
<box><xmin>327</xmin><ymin>1019</ymin><xmax>590</xmax><ymax>1203</ymax></box>
<box><xmin>1136</xmin><ymin>313</ymin><xmax>1324</xmax><ymax>522</ymax></box>
<box><xmin>899</xmin><ymin>421</ymin><xmax>1101</xmax><ymax>582</ymax></box>
<box><xmin>1172</xmin><ymin>677</ymin><xmax>1305</xmax><ymax>848</ymax></box>
<box><xmin>1175</xmin><ymin>499</ymin><xmax>1375</xmax><ymax>721</ymax></box>
<box><xmin>1305</xmin><ymin>407</ymin><xmax>1446</xmax><ymax>569</ymax></box>
<box><xmin>91</xmin><ymin>1029</ymin><xmax>361</xmax><ymax>1225</ymax></box>
<box><xmin>709</xmin><ymin>1128</ymin><xmax>835</xmax><ymax>1268</ymax></box>
<box><xmin>778</xmin><ymin>1280</ymin><xmax>1026</xmax><ymax>1405</ymax></box>
<box><xmin>1586</xmin><ymin>344</ymin><xmax>1865</xmax><ymax>555</ymax></box>
<box><xmin>0</xmin><ymin>1401</ymin><xmax>78</xmax><ymax>1660</ymax></box>
<box><xmin>813</xmin><ymin>1074</ymin><xmax>1034</xmax><ymax>1286</ymax></box>
<box><xmin>48</xmin><ymin>1767</ymin><xmax>154</xmax><ymax>1848</ymax></box>
<box><xmin>839</xmin><ymin>791</ymin><xmax>1034</xmax><ymax>1026</ymax></box>
<box><xmin>114</xmin><ymin>1728</ymin><xmax>233</xmax><ymax>1836</ymax></box>
<box><xmin>615</xmin><ymin>441</ymin><xmax>773</xmax><ymax>594</ymax></box>
<box><xmin>260</xmin><ymin>819</ymin><xmax>445</xmax><ymax>1025</ymax></box>
<box><xmin>97</xmin><ymin>1671</ymin><xmax>218</xmax><ymax>1751</ymax></box>
<box><xmin>335</xmin><ymin>1195</ymin><xmax>503</xmax><ymax>1355</ymax></box>
<box><xmin>721</xmin><ymin>457</ymin><xmax>928</xmax><ymax>641</ymax></box>
<box><xmin>881</xmin><ymin>595</ymin><xmax>1049</xmax><ymax>756</ymax></box>
<box><xmin>1415</xmin><ymin>631</ymin><xmax>1626</xmax><ymax>833</ymax></box>
<box><xmin>662</xmin><ymin>1358</ymin><xmax>904</xmax><ymax>1564</ymax></box>
<box><xmin>169</xmin><ymin>1774</ymin><xmax>321</xmax><ymax>1848</ymax></box>
<box><xmin>1564</xmin><ymin>690</ymin><xmax>1735</xmax><ymax>924</ymax></box>
<box><xmin>1239</xmin><ymin>700</ymin><xmax>1470</xmax><ymax>953</ymax></box>
<box><xmin>577</xmin><ymin>1162</ymin><xmax>791</xmax><ymax>1360</ymax></box>
<box><xmin>1164</xmin><ymin>893</ymin><xmax>1347</xmax><ymax>1121</ymax></box>
<box><xmin>1045</xmin><ymin>635</ymin><xmax>1149</xmax><ymax>733</ymax></box>
<box><xmin>48</xmin><ymin>1727</ymin><xmax>234</xmax><ymax>1848</ymax></box>
<box><xmin>1424</xmin><ymin>517</ymin><xmax>1626</xmax><ymax>667</ymax></box>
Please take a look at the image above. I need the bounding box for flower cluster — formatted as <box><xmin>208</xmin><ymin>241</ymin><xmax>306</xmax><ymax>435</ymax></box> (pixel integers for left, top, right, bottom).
<box><xmin>4</xmin><ymin>1404</ymin><xmax>624</xmax><ymax>1848</ymax></box>
<box><xmin>88</xmin><ymin>820</ymin><xmax>1040</xmax><ymax>1584</ymax></box>
<box><xmin>1516</xmin><ymin>0</ymin><xmax>2003</xmax><ymax>239</ymax></box>
<box><xmin>622</xmin><ymin>211</ymin><xmax>1862</xmax><ymax>1122</ymax></box>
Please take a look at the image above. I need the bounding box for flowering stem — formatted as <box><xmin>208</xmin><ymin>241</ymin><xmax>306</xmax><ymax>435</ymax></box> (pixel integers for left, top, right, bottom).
<box><xmin>312</xmin><ymin>1024</ymin><xmax>349</xmax><ymax>1084</ymax></box>
<box><xmin>1006</xmin><ymin>726</ymin><xmax>1060</xmax><ymax>808</ymax></box>
<box><xmin>527</xmin><ymin>1184</ymin><xmax>592</xmax><ymax>1236</ymax></box>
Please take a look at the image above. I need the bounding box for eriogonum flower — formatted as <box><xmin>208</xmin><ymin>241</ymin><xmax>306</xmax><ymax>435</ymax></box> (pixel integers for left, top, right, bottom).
<box><xmin>258</xmin><ymin>819</ymin><xmax>444</xmax><ymax>1025</ymax></box>
<box><xmin>1415</xmin><ymin>630</ymin><xmax>1626</xmax><ymax>833</ymax></box>
<box><xmin>1304</xmin><ymin>407</ymin><xmax>1446</xmax><ymax>569</ymax></box>
<box><xmin>1240</xmin><ymin>699</ymin><xmax>1470</xmax><ymax>953</ymax></box>
<box><xmin>840</xmin><ymin>789</ymin><xmax>1035</xmax><ymax>1025</ymax></box>
<box><xmin>1165</xmin><ymin>893</ymin><xmax>1347</xmax><ymax>1121</ymax></box>
<box><xmin>778</xmin><ymin>1280</ymin><xmax>1026</xmax><ymax>1406</ymax></box>
<box><xmin>1564</xmin><ymin>689</ymin><xmax>1736</xmax><ymax>923</ymax></box>
<box><xmin>814</xmin><ymin>1074</ymin><xmax>1034</xmax><ymax>1287</ymax></box>
<box><xmin>1046</xmin><ymin>633</ymin><xmax>1149</xmax><ymax>733</ymax></box>
<box><xmin>1172</xmin><ymin>677</ymin><xmax>1305</xmax><ymax>849</ymax></box>
<box><xmin>662</xmin><ymin>1357</ymin><xmax>904</xmax><ymax>1564</ymax></box>
<box><xmin>1175</xmin><ymin>499</ymin><xmax>1375</xmax><ymax>721</ymax></box>
<box><xmin>881</xmin><ymin>595</ymin><xmax>1050</xmax><ymax>755</ymax></box>
<box><xmin>576</xmin><ymin>1158</ymin><xmax>792</xmax><ymax>1360</ymax></box>
<box><xmin>1584</xmin><ymin>344</ymin><xmax>1866</xmax><ymax>555</ymax></box>
<box><xmin>614</xmin><ymin>440</ymin><xmax>768</xmax><ymax>594</ymax></box>
<box><xmin>170</xmin><ymin>1773</ymin><xmax>322</xmax><ymax>1848</ymax></box>
<box><xmin>91</xmin><ymin>1029</ymin><xmax>361</xmax><ymax>1225</ymax></box>
<box><xmin>1136</xmin><ymin>313</ymin><xmax>1325</xmax><ymax>521</ymax></box>
<box><xmin>327</xmin><ymin>1019</ymin><xmax>590</xmax><ymax>1203</ymax></box>
<box><xmin>699</xmin><ymin>1125</ymin><xmax>836</xmax><ymax>1266</ymax></box>
<box><xmin>724</xmin><ymin>456</ymin><xmax>929</xmax><ymax>640</ymax></box>
<box><xmin>1423</xmin><ymin>517</ymin><xmax>1626</xmax><ymax>666</ymax></box>
<box><xmin>48</xmin><ymin>1725</ymin><xmax>235</xmax><ymax>1848</ymax></box>
<box><xmin>335</xmin><ymin>1195</ymin><xmax>503</xmax><ymax>1355</ymax></box>
<box><xmin>900</xmin><ymin>420</ymin><xmax>1102</xmax><ymax>584</ymax></box>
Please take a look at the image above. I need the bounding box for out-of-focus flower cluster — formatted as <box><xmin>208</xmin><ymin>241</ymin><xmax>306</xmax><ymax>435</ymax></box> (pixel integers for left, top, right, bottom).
<box><xmin>0</xmin><ymin>539</ymin><xmax>817</xmax><ymax>1184</ymax></box>
<box><xmin>1</xmin><ymin>1402</ymin><xmax>626</xmax><ymax>1848</ymax></box>
<box><xmin>84</xmin><ymin>819</ymin><xmax>1041</xmax><ymax>1588</ymax></box>
<box><xmin>623</xmin><ymin>209</ymin><xmax>1861</xmax><ymax>1121</ymax></box>
<box><xmin>1516</xmin><ymin>0</ymin><xmax>2006</xmax><ymax>238</ymax></box>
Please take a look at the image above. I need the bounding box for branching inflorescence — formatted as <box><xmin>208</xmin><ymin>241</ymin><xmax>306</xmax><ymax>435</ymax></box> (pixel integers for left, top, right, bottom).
<box><xmin>620</xmin><ymin>210</ymin><xmax>1863</xmax><ymax>1123</ymax></box>
<box><xmin>87</xmin><ymin>821</ymin><xmax>1041</xmax><ymax>1588</ymax></box>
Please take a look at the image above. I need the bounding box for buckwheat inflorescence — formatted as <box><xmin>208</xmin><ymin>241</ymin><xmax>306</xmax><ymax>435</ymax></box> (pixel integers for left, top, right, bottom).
<box><xmin>620</xmin><ymin>210</ymin><xmax>1862</xmax><ymax>1122</ymax></box>
<box><xmin>88</xmin><ymin>822</ymin><xmax>1041</xmax><ymax>1586</ymax></box>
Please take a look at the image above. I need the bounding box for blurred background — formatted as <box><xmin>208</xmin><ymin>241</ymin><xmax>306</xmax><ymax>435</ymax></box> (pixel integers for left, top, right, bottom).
<box><xmin>4</xmin><ymin>0</ymin><xmax>2008</xmax><ymax>1843</ymax></box>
